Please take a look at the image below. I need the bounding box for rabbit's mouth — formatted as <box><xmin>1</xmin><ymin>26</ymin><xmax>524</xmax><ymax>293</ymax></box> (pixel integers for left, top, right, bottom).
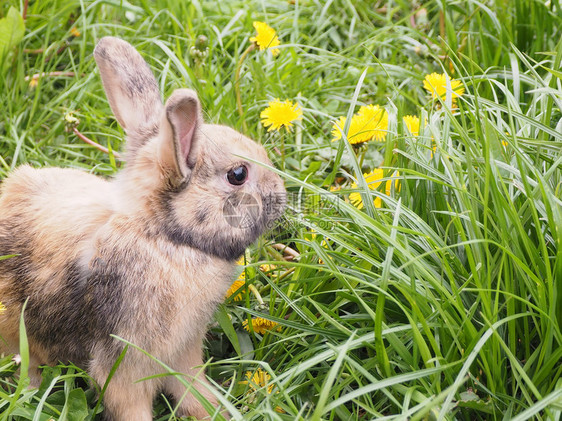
<box><xmin>260</xmin><ymin>191</ymin><xmax>287</xmax><ymax>223</ymax></box>
<box><xmin>159</xmin><ymin>189</ymin><xmax>286</xmax><ymax>261</ymax></box>
<box><xmin>221</xmin><ymin>190</ymin><xmax>286</xmax><ymax>231</ymax></box>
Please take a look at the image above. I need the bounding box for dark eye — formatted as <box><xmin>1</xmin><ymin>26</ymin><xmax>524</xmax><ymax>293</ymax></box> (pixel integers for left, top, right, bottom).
<box><xmin>227</xmin><ymin>165</ymin><xmax>248</xmax><ymax>186</ymax></box>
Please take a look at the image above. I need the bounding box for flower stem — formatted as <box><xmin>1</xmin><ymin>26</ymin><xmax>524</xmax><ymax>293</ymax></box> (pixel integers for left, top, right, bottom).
<box><xmin>359</xmin><ymin>146</ymin><xmax>367</xmax><ymax>168</ymax></box>
<box><xmin>25</xmin><ymin>71</ymin><xmax>80</xmax><ymax>82</ymax></box>
<box><xmin>73</xmin><ymin>127</ymin><xmax>122</xmax><ymax>160</ymax></box>
<box><xmin>272</xmin><ymin>243</ymin><xmax>300</xmax><ymax>259</ymax></box>
<box><xmin>248</xmin><ymin>284</ymin><xmax>264</xmax><ymax>306</ymax></box>
<box><xmin>234</xmin><ymin>43</ymin><xmax>256</xmax><ymax>132</ymax></box>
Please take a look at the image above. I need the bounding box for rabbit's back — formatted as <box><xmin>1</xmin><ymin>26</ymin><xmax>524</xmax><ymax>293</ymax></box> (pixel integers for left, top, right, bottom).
<box><xmin>0</xmin><ymin>166</ymin><xmax>114</xmax><ymax>363</ymax></box>
<box><xmin>0</xmin><ymin>164</ymin><xmax>114</xmax><ymax>229</ymax></box>
<box><xmin>0</xmin><ymin>165</ymin><xmax>114</xmax><ymax>283</ymax></box>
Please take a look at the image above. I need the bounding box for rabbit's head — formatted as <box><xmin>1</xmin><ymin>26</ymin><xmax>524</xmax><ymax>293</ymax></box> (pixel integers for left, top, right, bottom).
<box><xmin>94</xmin><ymin>37</ymin><xmax>286</xmax><ymax>260</ymax></box>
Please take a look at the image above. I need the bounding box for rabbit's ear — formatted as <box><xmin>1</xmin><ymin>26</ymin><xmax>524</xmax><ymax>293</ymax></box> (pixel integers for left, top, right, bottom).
<box><xmin>159</xmin><ymin>89</ymin><xmax>203</xmax><ymax>182</ymax></box>
<box><xmin>94</xmin><ymin>37</ymin><xmax>163</xmax><ymax>138</ymax></box>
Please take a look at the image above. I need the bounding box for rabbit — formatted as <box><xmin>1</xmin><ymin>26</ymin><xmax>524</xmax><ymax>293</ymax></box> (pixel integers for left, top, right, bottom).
<box><xmin>0</xmin><ymin>36</ymin><xmax>286</xmax><ymax>420</ymax></box>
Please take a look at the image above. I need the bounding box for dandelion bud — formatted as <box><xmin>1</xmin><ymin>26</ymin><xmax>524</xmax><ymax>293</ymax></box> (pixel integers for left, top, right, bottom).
<box><xmin>190</xmin><ymin>35</ymin><xmax>209</xmax><ymax>65</ymax></box>
<box><xmin>195</xmin><ymin>35</ymin><xmax>208</xmax><ymax>51</ymax></box>
<box><xmin>64</xmin><ymin>111</ymin><xmax>80</xmax><ymax>132</ymax></box>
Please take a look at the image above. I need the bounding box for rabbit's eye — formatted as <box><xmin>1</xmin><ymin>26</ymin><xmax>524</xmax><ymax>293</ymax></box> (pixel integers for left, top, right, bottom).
<box><xmin>227</xmin><ymin>165</ymin><xmax>248</xmax><ymax>186</ymax></box>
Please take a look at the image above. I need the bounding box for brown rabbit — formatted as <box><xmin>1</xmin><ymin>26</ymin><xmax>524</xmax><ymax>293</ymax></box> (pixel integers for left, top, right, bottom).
<box><xmin>0</xmin><ymin>37</ymin><xmax>285</xmax><ymax>420</ymax></box>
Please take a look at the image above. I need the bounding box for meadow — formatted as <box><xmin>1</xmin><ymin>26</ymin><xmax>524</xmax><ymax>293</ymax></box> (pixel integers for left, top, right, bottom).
<box><xmin>0</xmin><ymin>0</ymin><xmax>561</xmax><ymax>420</ymax></box>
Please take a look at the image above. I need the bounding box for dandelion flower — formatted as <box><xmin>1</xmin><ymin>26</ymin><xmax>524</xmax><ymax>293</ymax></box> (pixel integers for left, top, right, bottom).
<box><xmin>423</xmin><ymin>72</ymin><xmax>464</xmax><ymax>107</ymax></box>
<box><xmin>260</xmin><ymin>99</ymin><xmax>302</xmax><ymax>132</ymax></box>
<box><xmin>226</xmin><ymin>280</ymin><xmax>246</xmax><ymax>301</ymax></box>
<box><xmin>226</xmin><ymin>257</ymin><xmax>247</xmax><ymax>300</ymax></box>
<box><xmin>0</xmin><ymin>302</ymin><xmax>5</xmax><ymax>314</ymax></box>
<box><xmin>332</xmin><ymin>105</ymin><xmax>388</xmax><ymax>144</ymax></box>
<box><xmin>70</xmin><ymin>27</ymin><xmax>81</xmax><ymax>37</ymax></box>
<box><xmin>403</xmin><ymin>115</ymin><xmax>434</xmax><ymax>154</ymax></box>
<box><xmin>349</xmin><ymin>169</ymin><xmax>400</xmax><ymax>209</ymax></box>
<box><xmin>243</xmin><ymin>317</ymin><xmax>279</xmax><ymax>334</ymax></box>
<box><xmin>243</xmin><ymin>368</ymin><xmax>274</xmax><ymax>394</ymax></box>
<box><xmin>250</xmin><ymin>21</ymin><xmax>280</xmax><ymax>56</ymax></box>
<box><xmin>242</xmin><ymin>369</ymin><xmax>284</xmax><ymax>412</ymax></box>
<box><xmin>304</xmin><ymin>229</ymin><xmax>317</xmax><ymax>242</ymax></box>
<box><xmin>259</xmin><ymin>264</ymin><xmax>277</xmax><ymax>277</ymax></box>
<box><xmin>403</xmin><ymin>115</ymin><xmax>421</xmax><ymax>136</ymax></box>
<box><xmin>358</xmin><ymin>104</ymin><xmax>389</xmax><ymax>141</ymax></box>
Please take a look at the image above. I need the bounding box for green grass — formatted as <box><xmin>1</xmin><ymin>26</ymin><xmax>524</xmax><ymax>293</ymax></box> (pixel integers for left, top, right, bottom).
<box><xmin>1</xmin><ymin>0</ymin><xmax>561</xmax><ymax>420</ymax></box>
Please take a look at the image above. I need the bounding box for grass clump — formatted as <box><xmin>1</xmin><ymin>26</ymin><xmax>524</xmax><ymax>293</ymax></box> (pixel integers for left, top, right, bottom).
<box><xmin>1</xmin><ymin>1</ymin><xmax>561</xmax><ymax>420</ymax></box>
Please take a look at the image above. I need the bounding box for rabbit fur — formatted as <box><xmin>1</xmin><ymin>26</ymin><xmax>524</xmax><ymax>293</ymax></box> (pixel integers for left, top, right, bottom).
<box><xmin>0</xmin><ymin>36</ymin><xmax>285</xmax><ymax>420</ymax></box>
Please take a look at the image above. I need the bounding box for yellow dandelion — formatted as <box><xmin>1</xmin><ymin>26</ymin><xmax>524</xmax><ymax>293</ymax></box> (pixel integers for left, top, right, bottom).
<box><xmin>243</xmin><ymin>368</ymin><xmax>274</xmax><ymax>394</ymax></box>
<box><xmin>226</xmin><ymin>280</ymin><xmax>246</xmax><ymax>301</ymax></box>
<box><xmin>358</xmin><ymin>104</ymin><xmax>388</xmax><ymax>141</ymax></box>
<box><xmin>0</xmin><ymin>302</ymin><xmax>5</xmax><ymax>314</ymax></box>
<box><xmin>423</xmin><ymin>72</ymin><xmax>465</xmax><ymax>106</ymax></box>
<box><xmin>303</xmin><ymin>229</ymin><xmax>330</xmax><ymax>263</ymax></box>
<box><xmin>403</xmin><ymin>115</ymin><xmax>434</xmax><ymax>154</ymax></box>
<box><xmin>259</xmin><ymin>263</ymin><xmax>277</xmax><ymax>275</ymax></box>
<box><xmin>225</xmin><ymin>256</ymin><xmax>247</xmax><ymax>300</ymax></box>
<box><xmin>242</xmin><ymin>369</ymin><xmax>284</xmax><ymax>412</ymax></box>
<box><xmin>403</xmin><ymin>115</ymin><xmax>421</xmax><ymax>136</ymax></box>
<box><xmin>29</xmin><ymin>77</ymin><xmax>38</xmax><ymax>88</ymax></box>
<box><xmin>430</xmin><ymin>141</ymin><xmax>437</xmax><ymax>157</ymax></box>
<box><xmin>70</xmin><ymin>27</ymin><xmax>81</xmax><ymax>37</ymax></box>
<box><xmin>243</xmin><ymin>317</ymin><xmax>279</xmax><ymax>335</ymax></box>
<box><xmin>332</xmin><ymin>105</ymin><xmax>388</xmax><ymax>144</ymax></box>
<box><xmin>349</xmin><ymin>169</ymin><xmax>400</xmax><ymax>209</ymax></box>
<box><xmin>260</xmin><ymin>99</ymin><xmax>302</xmax><ymax>132</ymax></box>
<box><xmin>250</xmin><ymin>21</ymin><xmax>280</xmax><ymax>56</ymax></box>
<box><xmin>318</xmin><ymin>239</ymin><xmax>331</xmax><ymax>265</ymax></box>
<box><xmin>304</xmin><ymin>228</ymin><xmax>317</xmax><ymax>242</ymax></box>
<box><xmin>236</xmin><ymin>256</ymin><xmax>247</xmax><ymax>279</ymax></box>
